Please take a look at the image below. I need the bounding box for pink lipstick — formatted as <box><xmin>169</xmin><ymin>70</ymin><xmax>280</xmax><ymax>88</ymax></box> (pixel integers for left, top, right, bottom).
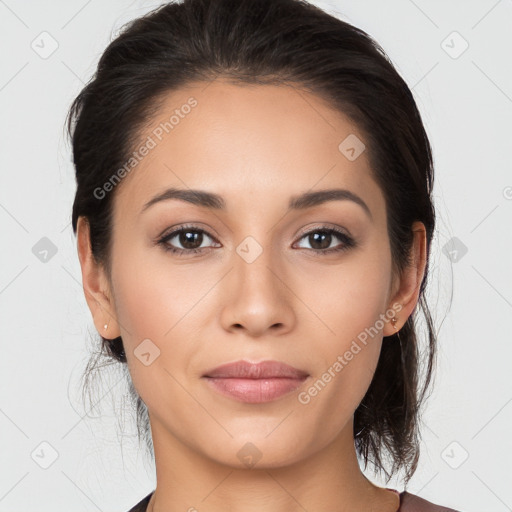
<box><xmin>202</xmin><ymin>360</ymin><xmax>309</xmax><ymax>403</ymax></box>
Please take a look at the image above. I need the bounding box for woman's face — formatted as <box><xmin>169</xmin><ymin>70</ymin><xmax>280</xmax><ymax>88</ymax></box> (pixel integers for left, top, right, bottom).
<box><xmin>94</xmin><ymin>80</ymin><xmax>409</xmax><ymax>468</ymax></box>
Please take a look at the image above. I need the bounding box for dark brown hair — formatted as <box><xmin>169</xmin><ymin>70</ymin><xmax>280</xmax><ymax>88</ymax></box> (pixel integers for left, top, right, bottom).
<box><xmin>67</xmin><ymin>0</ymin><xmax>437</xmax><ymax>486</ymax></box>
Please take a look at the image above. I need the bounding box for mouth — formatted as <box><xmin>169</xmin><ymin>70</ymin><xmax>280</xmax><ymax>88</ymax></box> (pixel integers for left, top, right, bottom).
<box><xmin>202</xmin><ymin>360</ymin><xmax>309</xmax><ymax>404</ymax></box>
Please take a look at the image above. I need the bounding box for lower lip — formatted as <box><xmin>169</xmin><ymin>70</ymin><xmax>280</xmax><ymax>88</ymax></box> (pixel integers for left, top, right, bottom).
<box><xmin>203</xmin><ymin>377</ymin><xmax>307</xmax><ymax>403</ymax></box>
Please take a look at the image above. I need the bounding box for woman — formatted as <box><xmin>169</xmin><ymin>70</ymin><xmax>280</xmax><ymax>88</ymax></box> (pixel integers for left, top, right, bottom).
<box><xmin>67</xmin><ymin>0</ymin><xmax>462</xmax><ymax>510</ymax></box>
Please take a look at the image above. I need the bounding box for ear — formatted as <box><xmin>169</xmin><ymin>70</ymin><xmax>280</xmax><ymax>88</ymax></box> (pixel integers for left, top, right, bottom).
<box><xmin>76</xmin><ymin>216</ymin><xmax>120</xmax><ymax>339</ymax></box>
<box><xmin>383</xmin><ymin>221</ymin><xmax>428</xmax><ymax>336</ymax></box>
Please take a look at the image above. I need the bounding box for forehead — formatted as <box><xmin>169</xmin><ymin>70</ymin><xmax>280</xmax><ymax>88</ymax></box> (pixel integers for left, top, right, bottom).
<box><xmin>113</xmin><ymin>79</ymin><xmax>384</xmax><ymax>219</ymax></box>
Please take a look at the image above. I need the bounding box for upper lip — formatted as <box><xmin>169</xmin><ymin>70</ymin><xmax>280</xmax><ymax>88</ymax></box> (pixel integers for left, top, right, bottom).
<box><xmin>203</xmin><ymin>360</ymin><xmax>309</xmax><ymax>379</ymax></box>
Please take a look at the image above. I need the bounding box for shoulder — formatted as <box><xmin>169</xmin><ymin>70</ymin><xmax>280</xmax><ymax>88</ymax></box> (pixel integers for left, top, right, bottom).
<box><xmin>126</xmin><ymin>491</ymin><xmax>154</xmax><ymax>512</ymax></box>
<box><xmin>400</xmin><ymin>491</ymin><xmax>462</xmax><ymax>511</ymax></box>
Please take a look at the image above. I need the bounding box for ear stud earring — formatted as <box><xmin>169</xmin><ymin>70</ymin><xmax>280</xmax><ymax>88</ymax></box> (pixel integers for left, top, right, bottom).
<box><xmin>391</xmin><ymin>317</ymin><xmax>398</xmax><ymax>330</ymax></box>
<box><xmin>103</xmin><ymin>320</ymin><xmax>109</xmax><ymax>331</ymax></box>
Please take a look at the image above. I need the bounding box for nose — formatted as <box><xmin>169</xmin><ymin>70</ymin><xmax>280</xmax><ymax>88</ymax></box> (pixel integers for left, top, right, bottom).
<box><xmin>219</xmin><ymin>242</ymin><xmax>296</xmax><ymax>338</ymax></box>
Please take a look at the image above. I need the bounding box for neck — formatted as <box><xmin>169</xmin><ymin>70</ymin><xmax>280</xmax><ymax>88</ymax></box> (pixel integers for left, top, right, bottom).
<box><xmin>146</xmin><ymin>415</ymin><xmax>399</xmax><ymax>512</ymax></box>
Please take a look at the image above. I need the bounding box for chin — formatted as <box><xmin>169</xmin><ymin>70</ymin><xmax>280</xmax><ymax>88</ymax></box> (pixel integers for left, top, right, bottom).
<box><xmin>199</xmin><ymin>432</ymin><xmax>315</xmax><ymax>470</ymax></box>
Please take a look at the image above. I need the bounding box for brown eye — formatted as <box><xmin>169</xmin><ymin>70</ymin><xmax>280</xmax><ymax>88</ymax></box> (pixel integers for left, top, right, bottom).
<box><xmin>177</xmin><ymin>230</ymin><xmax>204</xmax><ymax>249</ymax></box>
<box><xmin>307</xmin><ymin>231</ymin><xmax>333</xmax><ymax>250</ymax></box>
<box><xmin>158</xmin><ymin>226</ymin><xmax>220</xmax><ymax>255</ymax></box>
<box><xmin>294</xmin><ymin>227</ymin><xmax>356</xmax><ymax>254</ymax></box>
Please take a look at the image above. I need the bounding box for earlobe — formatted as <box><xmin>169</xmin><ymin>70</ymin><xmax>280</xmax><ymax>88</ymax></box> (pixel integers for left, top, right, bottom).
<box><xmin>76</xmin><ymin>216</ymin><xmax>120</xmax><ymax>339</ymax></box>
<box><xmin>383</xmin><ymin>221</ymin><xmax>427</xmax><ymax>337</ymax></box>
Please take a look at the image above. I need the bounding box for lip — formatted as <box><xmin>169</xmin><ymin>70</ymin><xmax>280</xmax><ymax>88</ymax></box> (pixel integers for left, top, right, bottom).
<box><xmin>202</xmin><ymin>360</ymin><xmax>309</xmax><ymax>403</ymax></box>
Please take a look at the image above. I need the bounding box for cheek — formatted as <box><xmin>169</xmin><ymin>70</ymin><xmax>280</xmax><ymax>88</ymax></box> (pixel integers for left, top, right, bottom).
<box><xmin>109</xmin><ymin>244</ymin><xmax>217</xmax><ymax>404</ymax></box>
<box><xmin>294</xmin><ymin>241</ymin><xmax>392</xmax><ymax>413</ymax></box>
<box><xmin>111</xmin><ymin>243</ymin><xmax>215</xmax><ymax>346</ymax></box>
<box><xmin>296</xmin><ymin>242</ymin><xmax>392</xmax><ymax>349</ymax></box>
<box><xmin>109</xmin><ymin>246</ymin><xmax>211</xmax><ymax>418</ymax></box>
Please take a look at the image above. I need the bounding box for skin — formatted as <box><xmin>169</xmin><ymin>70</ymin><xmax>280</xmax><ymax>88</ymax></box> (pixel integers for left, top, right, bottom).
<box><xmin>77</xmin><ymin>79</ymin><xmax>427</xmax><ymax>512</ymax></box>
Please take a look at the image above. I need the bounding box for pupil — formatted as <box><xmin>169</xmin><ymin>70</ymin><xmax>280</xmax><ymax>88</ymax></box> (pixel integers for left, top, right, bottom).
<box><xmin>311</xmin><ymin>232</ymin><xmax>330</xmax><ymax>249</ymax></box>
<box><xmin>181</xmin><ymin>231</ymin><xmax>202</xmax><ymax>249</ymax></box>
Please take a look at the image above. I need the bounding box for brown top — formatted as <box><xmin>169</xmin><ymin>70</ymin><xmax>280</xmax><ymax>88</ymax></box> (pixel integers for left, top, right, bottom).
<box><xmin>127</xmin><ymin>489</ymin><xmax>462</xmax><ymax>511</ymax></box>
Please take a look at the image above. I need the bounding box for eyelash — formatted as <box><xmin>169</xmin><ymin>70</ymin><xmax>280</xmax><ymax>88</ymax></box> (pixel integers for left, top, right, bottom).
<box><xmin>156</xmin><ymin>224</ymin><xmax>356</xmax><ymax>256</ymax></box>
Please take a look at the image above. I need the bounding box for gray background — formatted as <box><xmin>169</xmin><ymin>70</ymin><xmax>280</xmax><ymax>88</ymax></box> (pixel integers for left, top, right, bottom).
<box><xmin>1</xmin><ymin>0</ymin><xmax>511</xmax><ymax>510</ymax></box>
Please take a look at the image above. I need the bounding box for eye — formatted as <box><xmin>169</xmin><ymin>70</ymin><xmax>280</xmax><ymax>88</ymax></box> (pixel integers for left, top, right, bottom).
<box><xmin>294</xmin><ymin>226</ymin><xmax>356</xmax><ymax>254</ymax></box>
<box><xmin>157</xmin><ymin>224</ymin><xmax>356</xmax><ymax>257</ymax></box>
<box><xmin>157</xmin><ymin>225</ymin><xmax>220</xmax><ymax>255</ymax></box>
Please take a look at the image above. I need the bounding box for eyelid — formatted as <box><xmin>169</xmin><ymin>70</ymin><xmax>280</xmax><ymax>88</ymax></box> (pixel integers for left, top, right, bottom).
<box><xmin>158</xmin><ymin>222</ymin><xmax>219</xmax><ymax>240</ymax></box>
<box><xmin>159</xmin><ymin>221</ymin><xmax>352</xmax><ymax>239</ymax></box>
<box><xmin>295</xmin><ymin>222</ymin><xmax>353</xmax><ymax>239</ymax></box>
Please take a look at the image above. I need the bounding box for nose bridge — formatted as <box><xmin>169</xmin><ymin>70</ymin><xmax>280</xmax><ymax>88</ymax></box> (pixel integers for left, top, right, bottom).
<box><xmin>219</xmin><ymin>232</ymin><xmax>295</xmax><ymax>335</ymax></box>
<box><xmin>233</xmin><ymin>233</ymin><xmax>283</xmax><ymax>301</ymax></box>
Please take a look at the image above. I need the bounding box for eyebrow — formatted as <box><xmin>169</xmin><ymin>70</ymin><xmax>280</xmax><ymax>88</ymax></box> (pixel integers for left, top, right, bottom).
<box><xmin>141</xmin><ymin>187</ymin><xmax>372</xmax><ymax>219</ymax></box>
